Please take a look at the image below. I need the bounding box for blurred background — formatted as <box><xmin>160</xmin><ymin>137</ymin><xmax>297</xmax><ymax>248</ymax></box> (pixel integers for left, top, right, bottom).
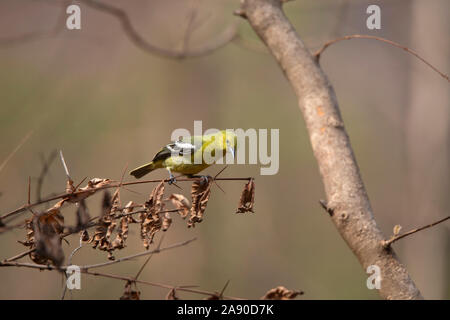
<box><xmin>0</xmin><ymin>0</ymin><xmax>448</xmax><ymax>299</ymax></box>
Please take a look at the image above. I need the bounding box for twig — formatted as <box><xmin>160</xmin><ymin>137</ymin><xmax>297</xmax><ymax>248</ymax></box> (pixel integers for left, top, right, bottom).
<box><xmin>82</xmin><ymin>270</ymin><xmax>244</xmax><ymax>300</ymax></box>
<box><xmin>36</xmin><ymin>151</ymin><xmax>58</xmax><ymax>202</ymax></box>
<box><xmin>318</xmin><ymin>199</ymin><xmax>334</xmax><ymax>216</ymax></box>
<box><xmin>82</xmin><ymin>237</ymin><xmax>196</xmax><ymax>270</ymax></box>
<box><xmin>61</xmin><ymin>234</ymin><xmax>84</xmax><ymax>300</ymax></box>
<box><xmin>0</xmin><ymin>1</ymin><xmax>68</xmax><ymax>47</ymax></box>
<box><xmin>132</xmin><ymin>234</ymin><xmax>165</xmax><ymax>282</ymax></box>
<box><xmin>79</xmin><ymin>0</ymin><xmax>238</xmax><ymax>59</ymax></box>
<box><xmin>382</xmin><ymin>216</ymin><xmax>450</xmax><ymax>248</ymax></box>
<box><xmin>59</xmin><ymin>150</ymin><xmax>71</xmax><ymax>181</ymax></box>
<box><xmin>27</xmin><ymin>177</ymin><xmax>31</xmax><ymax>205</ymax></box>
<box><xmin>0</xmin><ymin>176</ymin><xmax>253</xmax><ymax>221</ymax></box>
<box><xmin>0</xmin><ymin>238</ymin><xmax>196</xmax><ymax>271</ymax></box>
<box><xmin>0</xmin><ymin>130</ymin><xmax>33</xmax><ymax>175</ymax></box>
<box><xmin>314</xmin><ymin>34</ymin><xmax>449</xmax><ymax>82</ymax></box>
<box><xmin>180</xmin><ymin>0</ymin><xmax>200</xmax><ymax>54</ymax></box>
<box><xmin>2</xmin><ymin>248</ymin><xmax>34</xmax><ymax>262</ymax></box>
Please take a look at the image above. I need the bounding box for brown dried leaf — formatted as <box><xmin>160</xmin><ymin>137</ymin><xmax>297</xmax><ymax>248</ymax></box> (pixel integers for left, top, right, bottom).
<box><xmin>80</xmin><ymin>229</ymin><xmax>90</xmax><ymax>242</ymax></box>
<box><xmin>169</xmin><ymin>194</ymin><xmax>191</xmax><ymax>218</ymax></box>
<box><xmin>90</xmin><ymin>191</ymin><xmax>116</xmax><ymax>259</ymax></box>
<box><xmin>43</xmin><ymin>199</ymin><xmax>66</xmax><ymax>217</ymax></box>
<box><xmin>261</xmin><ymin>286</ymin><xmax>303</xmax><ymax>300</ymax></box>
<box><xmin>162</xmin><ymin>212</ymin><xmax>172</xmax><ymax>232</ymax></box>
<box><xmin>31</xmin><ymin>215</ymin><xmax>65</xmax><ymax>266</ymax></box>
<box><xmin>140</xmin><ymin>182</ymin><xmax>165</xmax><ymax>249</ymax></box>
<box><xmin>120</xmin><ymin>281</ymin><xmax>140</xmax><ymax>300</ymax></box>
<box><xmin>111</xmin><ymin>217</ymin><xmax>128</xmax><ymax>249</ymax></box>
<box><xmin>123</xmin><ymin>201</ymin><xmax>139</xmax><ymax>223</ymax></box>
<box><xmin>145</xmin><ymin>181</ymin><xmax>165</xmax><ymax>214</ymax></box>
<box><xmin>67</xmin><ymin>178</ymin><xmax>112</xmax><ymax>203</ymax></box>
<box><xmin>236</xmin><ymin>179</ymin><xmax>255</xmax><ymax>213</ymax></box>
<box><xmin>188</xmin><ymin>179</ymin><xmax>213</xmax><ymax>228</ymax></box>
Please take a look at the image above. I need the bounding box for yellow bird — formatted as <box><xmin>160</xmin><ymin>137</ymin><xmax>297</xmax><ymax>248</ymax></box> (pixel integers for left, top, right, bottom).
<box><xmin>130</xmin><ymin>130</ymin><xmax>237</xmax><ymax>183</ymax></box>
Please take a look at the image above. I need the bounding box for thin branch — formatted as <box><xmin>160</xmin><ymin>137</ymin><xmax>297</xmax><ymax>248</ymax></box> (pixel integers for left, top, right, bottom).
<box><xmin>382</xmin><ymin>216</ymin><xmax>450</xmax><ymax>248</ymax></box>
<box><xmin>36</xmin><ymin>151</ymin><xmax>58</xmax><ymax>202</ymax></box>
<box><xmin>0</xmin><ymin>241</ymin><xmax>243</xmax><ymax>300</ymax></box>
<box><xmin>59</xmin><ymin>150</ymin><xmax>71</xmax><ymax>181</ymax></box>
<box><xmin>133</xmin><ymin>234</ymin><xmax>165</xmax><ymax>281</ymax></box>
<box><xmin>180</xmin><ymin>0</ymin><xmax>200</xmax><ymax>54</ymax></box>
<box><xmin>82</xmin><ymin>237</ymin><xmax>196</xmax><ymax>270</ymax></box>
<box><xmin>2</xmin><ymin>248</ymin><xmax>34</xmax><ymax>262</ymax></box>
<box><xmin>0</xmin><ymin>238</ymin><xmax>196</xmax><ymax>271</ymax></box>
<box><xmin>0</xmin><ymin>176</ymin><xmax>252</xmax><ymax>221</ymax></box>
<box><xmin>0</xmin><ymin>1</ymin><xmax>68</xmax><ymax>47</ymax></box>
<box><xmin>27</xmin><ymin>177</ymin><xmax>31</xmax><ymax>205</ymax></box>
<box><xmin>79</xmin><ymin>0</ymin><xmax>238</xmax><ymax>59</ymax></box>
<box><xmin>82</xmin><ymin>270</ymin><xmax>244</xmax><ymax>300</ymax></box>
<box><xmin>61</xmin><ymin>234</ymin><xmax>84</xmax><ymax>300</ymax></box>
<box><xmin>314</xmin><ymin>34</ymin><xmax>449</xmax><ymax>82</ymax></box>
<box><xmin>0</xmin><ymin>130</ymin><xmax>33</xmax><ymax>175</ymax></box>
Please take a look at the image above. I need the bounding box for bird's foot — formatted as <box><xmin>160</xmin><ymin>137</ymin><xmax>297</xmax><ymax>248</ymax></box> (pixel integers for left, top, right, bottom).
<box><xmin>189</xmin><ymin>175</ymin><xmax>211</xmax><ymax>185</ymax></box>
<box><xmin>168</xmin><ymin>174</ymin><xmax>177</xmax><ymax>185</ymax></box>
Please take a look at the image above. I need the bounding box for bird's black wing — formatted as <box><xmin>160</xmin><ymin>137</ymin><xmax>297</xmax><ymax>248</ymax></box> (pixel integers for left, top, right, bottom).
<box><xmin>151</xmin><ymin>141</ymin><xmax>197</xmax><ymax>162</ymax></box>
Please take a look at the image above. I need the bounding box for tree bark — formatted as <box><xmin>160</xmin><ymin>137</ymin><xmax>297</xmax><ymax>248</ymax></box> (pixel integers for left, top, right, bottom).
<box><xmin>240</xmin><ymin>0</ymin><xmax>422</xmax><ymax>299</ymax></box>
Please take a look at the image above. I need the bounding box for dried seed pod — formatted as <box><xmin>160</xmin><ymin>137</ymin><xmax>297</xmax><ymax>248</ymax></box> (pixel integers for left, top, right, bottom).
<box><xmin>120</xmin><ymin>281</ymin><xmax>140</xmax><ymax>300</ymax></box>
<box><xmin>67</xmin><ymin>178</ymin><xmax>112</xmax><ymax>203</ymax></box>
<box><xmin>32</xmin><ymin>215</ymin><xmax>65</xmax><ymax>266</ymax></box>
<box><xmin>111</xmin><ymin>217</ymin><xmax>128</xmax><ymax>249</ymax></box>
<box><xmin>140</xmin><ymin>182</ymin><xmax>165</xmax><ymax>249</ymax></box>
<box><xmin>21</xmin><ymin>208</ymin><xmax>65</xmax><ymax>266</ymax></box>
<box><xmin>393</xmin><ymin>224</ymin><xmax>402</xmax><ymax>236</ymax></box>
<box><xmin>162</xmin><ymin>212</ymin><xmax>172</xmax><ymax>232</ymax></box>
<box><xmin>90</xmin><ymin>191</ymin><xmax>116</xmax><ymax>259</ymax></box>
<box><xmin>236</xmin><ymin>179</ymin><xmax>255</xmax><ymax>213</ymax></box>
<box><xmin>261</xmin><ymin>286</ymin><xmax>303</xmax><ymax>300</ymax></box>
<box><xmin>188</xmin><ymin>179</ymin><xmax>212</xmax><ymax>228</ymax></box>
<box><xmin>80</xmin><ymin>229</ymin><xmax>90</xmax><ymax>242</ymax></box>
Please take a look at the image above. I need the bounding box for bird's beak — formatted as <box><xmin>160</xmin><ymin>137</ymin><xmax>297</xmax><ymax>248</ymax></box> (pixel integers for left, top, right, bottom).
<box><xmin>227</xmin><ymin>146</ymin><xmax>235</xmax><ymax>158</ymax></box>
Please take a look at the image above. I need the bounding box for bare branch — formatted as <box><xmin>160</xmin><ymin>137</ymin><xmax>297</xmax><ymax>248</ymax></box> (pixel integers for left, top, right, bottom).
<box><xmin>0</xmin><ymin>1</ymin><xmax>68</xmax><ymax>47</ymax></box>
<box><xmin>0</xmin><ymin>176</ymin><xmax>252</xmax><ymax>221</ymax></box>
<box><xmin>79</xmin><ymin>0</ymin><xmax>238</xmax><ymax>59</ymax></box>
<box><xmin>314</xmin><ymin>34</ymin><xmax>450</xmax><ymax>83</ymax></box>
<box><xmin>0</xmin><ymin>130</ymin><xmax>33</xmax><ymax>175</ymax></box>
<box><xmin>36</xmin><ymin>151</ymin><xmax>58</xmax><ymax>202</ymax></box>
<box><xmin>382</xmin><ymin>216</ymin><xmax>450</xmax><ymax>248</ymax></box>
<box><xmin>0</xmin><ymin>237</ymin><xmax>196</xmax><ymax>271</ymax></box>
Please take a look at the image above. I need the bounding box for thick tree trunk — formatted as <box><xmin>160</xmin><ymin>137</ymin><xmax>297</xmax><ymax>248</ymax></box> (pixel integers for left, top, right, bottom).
<box><xmin>240</xmin><ymin>0</ymin><xmax>422</xmax><ymax>299</ymax></box>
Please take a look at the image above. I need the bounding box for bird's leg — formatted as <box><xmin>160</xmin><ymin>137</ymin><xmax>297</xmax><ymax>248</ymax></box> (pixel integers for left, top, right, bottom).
<box><xmin>166</xmin><ymin>168</ymin><xmax>176</xmax><ymax>185</ymax></box>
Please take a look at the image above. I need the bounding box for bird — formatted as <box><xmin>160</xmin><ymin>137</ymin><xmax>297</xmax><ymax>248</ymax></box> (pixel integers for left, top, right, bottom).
<box><xmin>130</xmin><ymin>130</ymin><xmax>237</xmax><ymax>184</ymax></box>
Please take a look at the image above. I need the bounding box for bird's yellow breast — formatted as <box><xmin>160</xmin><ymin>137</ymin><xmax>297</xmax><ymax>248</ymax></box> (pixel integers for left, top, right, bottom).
<box><xmin>162</xmin><ymin>156</ymin><xmax>210</xmax><ymax>174</ymax></box>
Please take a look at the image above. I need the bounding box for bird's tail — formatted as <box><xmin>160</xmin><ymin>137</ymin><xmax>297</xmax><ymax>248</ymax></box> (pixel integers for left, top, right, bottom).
<box><xmin>129</xmin><ymin>162</ymin><xmax>156</xmax><ymax>179</ymax></box>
